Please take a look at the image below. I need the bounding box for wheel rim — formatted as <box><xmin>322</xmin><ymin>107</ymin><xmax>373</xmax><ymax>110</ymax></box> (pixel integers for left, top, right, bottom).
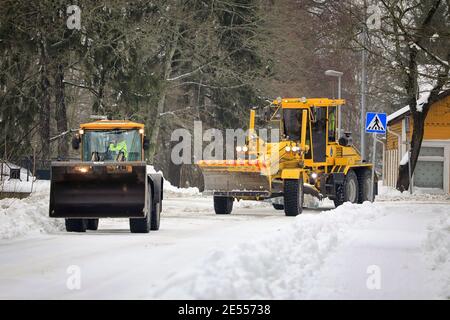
<box><xmin>347</xmin><ymin>179</ymin><xmax>357</xmax><ymax>202</ymax></box>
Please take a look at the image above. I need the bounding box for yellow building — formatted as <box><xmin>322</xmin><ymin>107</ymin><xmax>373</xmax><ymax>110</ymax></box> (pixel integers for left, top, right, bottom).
<box><xmin>383</xmin><ymin>90</ymin><xmax>450</xmax><ymax>193</ymax></box>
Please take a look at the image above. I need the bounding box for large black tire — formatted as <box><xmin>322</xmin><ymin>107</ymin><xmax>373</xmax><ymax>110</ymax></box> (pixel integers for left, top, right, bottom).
<box><xmin>87</xmin><ymin>219</ymin><xmax>99</xmax><ymax>231</ymax></box>
<box><xmin>150</xmin><ymin>203</ymin><xmax>161</xmax><ymax>231</ymax></box>
<box><xmin>358</xmin><ymin>170</ymin><xmax>375</xmax><ymax>203</ymax></box>
<box><xmin>214</xmin><ymin>196</ymin><xmax>233</xmax><ymax>214</ymax></box>
<box><xmin>283</xmin><ymin>178</ymin><xmax>304</xmax><ymax>216</ymax></box>
<box><xmin>334</xmin><ymin>170</ymin><xmax>359</xmax><ymax>208</ymax></box>
<box><xmin>272</xmin><ymin>203</ymin><xmax>284</xmax><ymax>210</ymax></box>
<box><xmin>65</xmin><ymin>219</ymin><xmax>87</xmax><ymax>232</ymax></box>
<box><xmin>130</xmin><ymin>191</ymin><xmax>152</xmax><ymax>233</ymax></box>
<box><xmin>130</xmin><ymin>214</ymin><xmax>150</xmax><ymax>233</ymax></box>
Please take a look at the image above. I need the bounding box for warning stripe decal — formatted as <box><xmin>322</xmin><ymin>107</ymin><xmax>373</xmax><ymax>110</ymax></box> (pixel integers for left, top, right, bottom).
<box><xmin>198</xmin><ymin>159</ymin><xmax>268</xmax><ymax>169</ymax></box>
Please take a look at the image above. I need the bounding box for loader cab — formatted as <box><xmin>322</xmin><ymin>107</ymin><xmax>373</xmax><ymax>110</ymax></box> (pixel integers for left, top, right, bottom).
<box><xmin>77</xmin><ymin>121</ymin><xmax>146</xmax><ymax>162</ymax></box>
<box><xmin>82</xmin><ymin>129</ymin><xmax>143</xmax><ymax>161</ymax></box>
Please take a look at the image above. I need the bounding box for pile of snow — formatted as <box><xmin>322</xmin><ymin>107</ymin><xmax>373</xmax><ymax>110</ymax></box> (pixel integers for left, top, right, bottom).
<box><xmin>149</xmin><ymin>202</ymin><xmax>385</xmax><ymax>299</ymax></box>
<box><xmin>377</xmin><ymin>185</ymin><xmax>449</xmax><ymax>202</ymax></box>
<box><xmin>1</xmin><ymin>179</ymin><xmax>49</xmax><ymax>193</ymax></box>
<box><xmin>0</xmin><ymin>190</ymin><xmax>64</xmax><ymax>240</ymax></box>
<box><xmin>146</xmin><ymin>165</ymin><xmax>200</xmax><ymax>197</ymax></box>
<box><xmin>423</xmin><ymin>215</ymin><xmax>450</xmax><ymax>299</ymax></box>
<box><xmin>0</xmin><ymin>166</ymin><xmax>200</xmax><ymax>240</ymax></box>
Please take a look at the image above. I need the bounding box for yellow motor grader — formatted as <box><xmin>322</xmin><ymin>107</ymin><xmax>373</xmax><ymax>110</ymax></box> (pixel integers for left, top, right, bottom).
<box><xmin>49</xmin><ymin>120</ymin><xmax>163</xmax><ymax>233</ymax></box>
<box><xmin>198</xmin><ymin>97</ymin><xmax>377</xmax><ymax>216</ymax></box>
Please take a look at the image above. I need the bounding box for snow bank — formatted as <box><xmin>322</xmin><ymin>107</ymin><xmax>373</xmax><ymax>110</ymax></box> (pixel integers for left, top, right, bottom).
<box><xmin>1</xmin><ymin>179</ymin><xmax>50</xmax><ymax>193</ymax></box>
<box><xmin>0</xmin><ymin>166</ymin><xmax>200</xmax><ymax>240</ymax></box>
<box><xmin>0</xmin><ymin>190</ymin><xmax>64</xmax><ymax>240</ymax></box>
<box><xmin>149</xmin><ymin>202</ymin><xmax>385</xmax><ymax>299</ymax></box>
<box><xmin>146</xmin><ymin>165</ymin><xmax>200</xmax><ymax>197</ymax></box>
<box><xmin>423</xmin><ymin>215</ymin><xmax>450</xmax><ymax>298</ymax></box>
<box><xmin>377</xmin><ymin>185</ymin><xmax>449</xmax><ymax>202</ymax></box>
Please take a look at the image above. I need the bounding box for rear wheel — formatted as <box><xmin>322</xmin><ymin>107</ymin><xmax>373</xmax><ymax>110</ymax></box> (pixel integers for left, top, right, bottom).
<box><xmin>214</xmin><ymin>196</ymin><xmax>233</xmax><ymax>214</ymax></box>
<box><xmin>283</xmin><ymin>178</ymin><xmax>304</xmax><ymax>216</ymax></box>
<box><xmin>65</xmin><ymin>219</ymin><xmax>87</xmax><ymax>232</ymax></box>
<box><xmin>87</xmin><ymin>219</ymin><xmax>99</xmax><ymax>230</ymax></box>
<box><xmin>358</xmin><ymin>170</ymin><xmax>375</xmax><ymax>203</ymax></box>
<box><xmin>334</xmin><ymin>170</ymin><xmax>359</xmax><ymax>207</ymax></box>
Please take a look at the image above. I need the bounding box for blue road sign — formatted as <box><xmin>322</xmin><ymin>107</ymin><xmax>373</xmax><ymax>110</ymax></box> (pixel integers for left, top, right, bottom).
<box><xmin>365</xmin><ymin>112</ymin><xmax>387</xmax><ymax>134</ymax></box>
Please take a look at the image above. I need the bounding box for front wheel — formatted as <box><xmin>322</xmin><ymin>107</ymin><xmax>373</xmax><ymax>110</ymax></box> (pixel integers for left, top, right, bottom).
<box><xmin>358</xmin><ymin>170</ymin><xmax>375</xmax><ymax>203</ymax></box>
<box><xmin>214</xmin><ymin>196</ymin><xmax>233</xmax><ymax>214</ymax></box>
<box><xmin>283</xmin><ymin>178</ymin><xmax>304</xmax><ymax>216</ymax></box>
<box><xmin>129</xmin><ymin>214</ymin><xmax>150</xmax><ymax>233</ymax></box>
<box><xmin>87</xmin><ymin>219</ymin><xmax>99</xmax><ymax>230</ymax></box>
<box><xmin>150</xmin><ymin>203</ymin><xmax>161</xmax><ymax>231</ymax></box>
<box><xmin>334</xmin><ymin>170</ymin><xmax>359</xmax><ymax>207</ymax></box>
<box><xmin>65</xmin><ymin>219</ymin><xmax>87</xmax><ymax>232</ymax></box>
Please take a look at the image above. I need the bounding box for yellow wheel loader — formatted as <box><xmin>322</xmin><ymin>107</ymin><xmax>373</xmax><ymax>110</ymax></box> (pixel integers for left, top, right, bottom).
<box><xmin>49</xmin><ymin>120</ymin><xmax>163</xmax><ymax>233</ymax></box>
<box><xmin>198</xmin><ymin>98</ymin><xmax>377</xmax><ymax>216</ymax></box>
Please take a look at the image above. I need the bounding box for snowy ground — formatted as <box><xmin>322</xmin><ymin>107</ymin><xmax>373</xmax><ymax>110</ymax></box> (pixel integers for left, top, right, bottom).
<box><xmin>0</xmin><ymin>181</ymin><xmax>448</xmax><ymax>299</ymax></box>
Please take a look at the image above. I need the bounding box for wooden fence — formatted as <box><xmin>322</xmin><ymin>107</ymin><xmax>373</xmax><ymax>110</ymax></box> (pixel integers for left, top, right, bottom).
<box><xmin>383</xmin><ymin>149</ymin><xmax>399</xmax><ymax>187</ymax></box>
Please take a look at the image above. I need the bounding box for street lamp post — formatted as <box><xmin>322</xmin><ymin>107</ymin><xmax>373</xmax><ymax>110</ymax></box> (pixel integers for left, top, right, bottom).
<box><xmin>325</xmin><ymin>70</ymin><xmax>344</xmax><ymax>139</ymax></box>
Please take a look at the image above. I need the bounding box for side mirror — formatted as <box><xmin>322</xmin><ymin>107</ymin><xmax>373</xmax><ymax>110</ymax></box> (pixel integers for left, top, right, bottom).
<box><xmin>143</xmin><ymin>136</ymin><xmax>150</xmax><ymax>150</ymax></box>
<box><xmin>72</xmin><ymin>135</ymin><xmax>81</xmax><ymax>150</ymax></box>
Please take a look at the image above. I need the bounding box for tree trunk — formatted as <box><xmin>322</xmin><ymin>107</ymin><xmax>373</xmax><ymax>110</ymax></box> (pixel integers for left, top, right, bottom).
<box><xmin>147</xmin><ymin>91</ymin><xmax>167</xmax><ymax>163</ymax></box>
<box><xmin>147</xmin><ymin>26</ymin><xmax>180</xmax><ymax>164</ymax></box>
<box><xmin>93</xmin><ymin>68</ymin><xmax>106</xmax><ymax>114</ymax></box>
<box><xmin>54</xmin><ymin>63</ymin><xmax>69</xmax><ymax>159</ymax></box>
<box><xmin>396</xmin><ymin>112</ymin><xmax>427</xmax><ymax>191</ymax></box>
<box><xmin>39</xmin><ymin>38</ymin><xmax>51</xmax><ymax>160</ymax></box>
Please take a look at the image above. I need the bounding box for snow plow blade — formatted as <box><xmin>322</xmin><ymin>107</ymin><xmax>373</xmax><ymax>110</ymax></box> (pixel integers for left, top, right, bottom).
<box><xmin>198</xmin><ymin>160</ymin><xmax>271</xmax><ymax>197</ymax></box>
<box><xmin>49</xmin><ymin>161</ymin><xmax>146</xmax><ymax>218</ymax></box>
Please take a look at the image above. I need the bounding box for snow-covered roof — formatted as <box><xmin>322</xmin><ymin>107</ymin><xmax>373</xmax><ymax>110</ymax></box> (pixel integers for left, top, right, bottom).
<box><xmin>387</xmin><ymin>88</ymin><xmax>449</xmax><ymax>124</ymax></box>
<box><xmin>387</xmin><ymin>105</ymin><xmax>410</xmax><ymax>123</ymax></box>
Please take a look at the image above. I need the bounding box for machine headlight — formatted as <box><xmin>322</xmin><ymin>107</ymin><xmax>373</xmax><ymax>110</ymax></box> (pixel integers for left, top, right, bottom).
<box><xmin>75</xmin><ymin>166</ymin><xmax>89</xmax><ymax>173</ymax></box>
<box><xmin>292</xmin><ymin>146</ymin><xmax>300</xmax><ymax>152</ymax></box>
<box><xmin>236</xmin><ymin>146</ymin><xmax>242</xmax><ymax>152</ymax></box>
<box><xmin>285</xmin><ymin>146</ymin><xmax>291</xmax><ymax>152</ymax></box>
<box><xmin>311</xmin><ymin>172</ymin><xmax>318</xmax><ymax>179</ymax></box>
<box><xmin>139</xmin><ymin>128</ymin><xmax>145</xmax><ymax>134</ymax></box>
<box><xmin>242</xmin><ymin>146</ymin><xmax>248</xmax><ymax>152</ymax></box>
<box><xmin>79</xmin><ymin>129</ymin><xmax>84</xmax><ymax>135</ymax></box>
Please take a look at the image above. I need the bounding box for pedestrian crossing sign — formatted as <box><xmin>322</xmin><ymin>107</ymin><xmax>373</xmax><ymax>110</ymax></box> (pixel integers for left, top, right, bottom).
<box><xmin>365</xmin><ymin>112</ymin><xmax>387</xmax><ymax>134</ymax></box>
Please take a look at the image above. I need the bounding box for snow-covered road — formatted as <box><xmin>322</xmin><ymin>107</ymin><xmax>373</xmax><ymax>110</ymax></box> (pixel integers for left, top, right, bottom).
<box><xmin>0</xmin><ymin>195</ymin><xmax>316</xmax><ymax>299</ymax></box>
<box><xmin>0</xmin><ymin>188</ymin><xmax>449</xmax><ymax>300</ymax></box>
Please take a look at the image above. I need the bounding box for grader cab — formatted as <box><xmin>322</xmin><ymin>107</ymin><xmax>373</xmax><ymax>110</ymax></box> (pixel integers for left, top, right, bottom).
<box><xmin>198</xmin><ymin>97</ymin><xmax>377</xmax><ymax>216</ymax></box>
